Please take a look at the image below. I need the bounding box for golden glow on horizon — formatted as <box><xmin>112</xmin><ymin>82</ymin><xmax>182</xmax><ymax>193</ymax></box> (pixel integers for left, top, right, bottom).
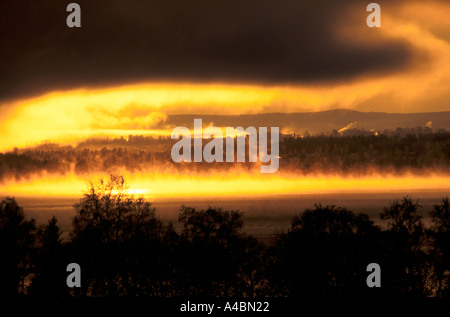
<box><xmin>0</xmin><ymin>173</ymin><xmax>449</xmax><ymax>199</ymax></box>
<box><xmin>0</xmin><ymin>83</ymin><xmax>286</xmax><ymax>151</ymax></box>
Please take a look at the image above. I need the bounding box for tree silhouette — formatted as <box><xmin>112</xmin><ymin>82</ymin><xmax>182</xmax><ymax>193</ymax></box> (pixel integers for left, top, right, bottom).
<box><xmin>175</xmin><ymin>206</ymin><xmax>266</xmax><ymax>296</ymax></box>
<box><xmin>29</xmin><ymin>216</ymin><xmax>68</xmax><ymax>296</ymax></box>
<box><xmin>379</xmin><ymin>197</ymin><xmax>430</xmax><ymax>295</ymax></box>
<box><xmin>270</xmin><ymin>204</ymin><xmax>381</xmax><ymax>296</ymax></box>
<box><xmin>0</xmin><ymin>197</ymin><xmax>36</xmax><ymax>296</ymax></box>
<box><xmin>429</xmin><ymin>197</ymin><xmax>450</xmax><ymax>296</ymax></box>
<box><xmin>69</xmin><ymin>174</ymin><xmax>166</xmax><ymax>296</ymax></box>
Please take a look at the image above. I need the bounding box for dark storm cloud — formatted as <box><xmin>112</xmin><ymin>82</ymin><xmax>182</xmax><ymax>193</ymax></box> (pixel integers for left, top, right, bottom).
<box><xmin>0</xmin><ymin>0</ymin><xmax>415</xmax><ymax>101</ymax></box>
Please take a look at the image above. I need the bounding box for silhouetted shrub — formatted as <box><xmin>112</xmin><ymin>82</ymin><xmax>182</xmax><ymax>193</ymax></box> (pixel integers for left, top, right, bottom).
<box><xmin>0</xmin><ymin>197</ymin><xmax>36</xmax><ymax>296</ymax></box>
<box><xmin>270</xmin><ymin>204</ymin><xmax>382</xmax><ymax>296</ymax></box>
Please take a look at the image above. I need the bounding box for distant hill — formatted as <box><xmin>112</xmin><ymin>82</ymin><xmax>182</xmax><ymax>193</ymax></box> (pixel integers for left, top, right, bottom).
<box><xmin>164</xmin><ymin>109</ymin><xmax>450</xmax><ymax>134</ymax></box>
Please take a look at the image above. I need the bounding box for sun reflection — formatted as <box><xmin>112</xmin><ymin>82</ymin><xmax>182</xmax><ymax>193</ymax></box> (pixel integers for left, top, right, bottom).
<box><xmin>0</xmin><ymin>172</ymin><xmax>449</xmax><ymax>199</ymax></box>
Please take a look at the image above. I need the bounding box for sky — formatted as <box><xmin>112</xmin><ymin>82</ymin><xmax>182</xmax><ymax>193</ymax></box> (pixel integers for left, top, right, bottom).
<box><xmin>1</xmin><ymin>0</ymin><xmax>449</xmax><ymax>104</ymax></box>
<box><xmin>0</xmin><ymin>1</ymin><xmax>449</xmax><ymax>150</ymax></box>
<box><xmin>1</xmin><ymin>0</ymin><xmax>415</xmax><ymax>95</ymax></box>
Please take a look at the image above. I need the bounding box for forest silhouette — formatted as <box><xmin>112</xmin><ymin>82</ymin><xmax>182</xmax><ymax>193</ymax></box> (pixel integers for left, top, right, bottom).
<box><xmin>1</xmin><ymin>175</ymin><xmax>450</xmax><ymax>297</ymax></box>
<box><xmin>1</xmin><ymin>129</ymin><xmax>450</xmax><ymax>180</ymax></box>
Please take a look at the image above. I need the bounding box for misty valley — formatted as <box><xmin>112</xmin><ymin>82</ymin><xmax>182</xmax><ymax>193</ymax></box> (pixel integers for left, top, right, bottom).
<box><xmin>1</xmin><ymin>124</ymin><xmax>450</xmax><ymax>297</ymax></box>
<box><xmin>1</xmin><ymin>127</ymin><xmax>449</xmax><ymax>182</ymax></box>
